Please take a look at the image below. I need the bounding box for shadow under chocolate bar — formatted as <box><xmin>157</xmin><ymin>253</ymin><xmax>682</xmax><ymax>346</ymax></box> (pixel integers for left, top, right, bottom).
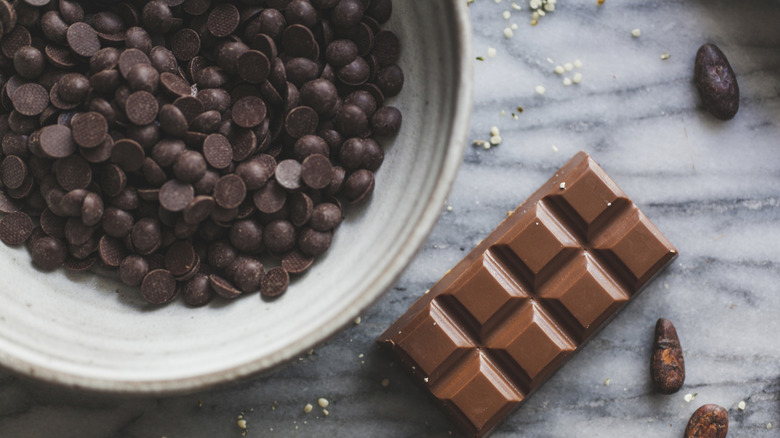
<box><xmin>377</xmin><ymin>151</ymin><xmax>678</xmax><ymax>438</ymax></box>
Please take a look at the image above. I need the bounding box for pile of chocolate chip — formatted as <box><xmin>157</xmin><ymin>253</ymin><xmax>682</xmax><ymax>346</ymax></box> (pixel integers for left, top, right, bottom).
<box><xmin>0</xmin><ymin>0</ymin><xmax>403</xmax><ymax>305</ymax></box>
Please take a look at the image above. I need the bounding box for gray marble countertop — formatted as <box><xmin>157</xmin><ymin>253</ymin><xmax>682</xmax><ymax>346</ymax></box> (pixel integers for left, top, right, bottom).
<box><xmin>3</xmin><ymin>0</ymin><xmax>780</xmax><ymax>437</ymax></box>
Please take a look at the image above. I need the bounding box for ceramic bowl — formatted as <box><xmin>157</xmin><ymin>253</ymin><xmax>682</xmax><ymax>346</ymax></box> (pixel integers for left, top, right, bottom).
<box><xmin>0</xmin><ymin>1</ymin><xmax>473</xmax><ymax>394</ymax></box>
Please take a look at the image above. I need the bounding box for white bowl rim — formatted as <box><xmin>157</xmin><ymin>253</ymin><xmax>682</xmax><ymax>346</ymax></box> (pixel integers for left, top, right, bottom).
<box><xmin>0</xmin><ymin>1</ymin><xmax>474</xmax><ymax>395</ymax></box>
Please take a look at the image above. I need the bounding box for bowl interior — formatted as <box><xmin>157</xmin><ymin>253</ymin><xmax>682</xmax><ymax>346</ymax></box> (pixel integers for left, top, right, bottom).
<box><xmin>0</xmin><ymin>1</ymin><xmax>472</xmax><ymax>393</ymax></box>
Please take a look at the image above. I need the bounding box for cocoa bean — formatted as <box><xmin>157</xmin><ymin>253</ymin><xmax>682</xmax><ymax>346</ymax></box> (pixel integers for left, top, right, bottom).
<box><xmin>650</xmin><ymin>318</ymin><xmax>685</xmax><ymax>394</ymax></box>
<box><xmin>684</xmin><ymin>404</ymin><xmax>728</xmax><ymax>438</ymax></box>
<box><xmin>694</xmin><ymin>43</ymin><xmax>739</xmax><ymax>120</ymax></box>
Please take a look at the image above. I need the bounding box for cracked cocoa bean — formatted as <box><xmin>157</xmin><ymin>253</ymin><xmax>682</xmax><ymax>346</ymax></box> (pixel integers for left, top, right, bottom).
<box><xmin>650</xmin><ymin>318</ymin><xmax>685</xmax><ymax>394</ymax></box>
<box><xmin>694</xmin><ymin>43</ymin><xmax>739</xmax><ymax>120</ymax></box>
<box><xmin>685</xmin><ymin>404</ymin><xmax>728</xmax><ymax>438</ymax></box>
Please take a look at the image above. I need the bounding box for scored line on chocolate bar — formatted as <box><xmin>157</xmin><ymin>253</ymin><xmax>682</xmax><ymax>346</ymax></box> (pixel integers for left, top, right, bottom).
<box><xmin>379</xmin><ymin>152</ymin><xmax>678</xmax><ymax>438</ymax></box>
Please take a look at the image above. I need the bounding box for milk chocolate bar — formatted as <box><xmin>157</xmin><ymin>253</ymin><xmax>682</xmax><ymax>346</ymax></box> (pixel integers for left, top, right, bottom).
<box><xmin>377</xmin><ymin>151</ymin><xmax>677</xmax><ymax>437</ymax></box>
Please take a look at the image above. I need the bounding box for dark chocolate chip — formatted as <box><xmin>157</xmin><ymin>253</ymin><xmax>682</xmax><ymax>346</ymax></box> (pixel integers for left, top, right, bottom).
<box><xmin>0</xmin><ymin>211</ymin><xmax>32</xmax><ymax>245</ymax></box>
<box><xmin>275</xmin><ymin>159</ymin><xmax>303</xmax><ymax>191</ymax></box>
<box><xmin>14</xmin><ymin>46</ymin><xmax>45</xmax><ymax>79</ymax></box>
<box><xmin>182</xmin><ymin>273</ymin><xmax>213</xmax><ymax>306</ymax></box>
<box><xmin>203</xmin><ymin>134</ymin><xmax>233</xmax><ymax>169</ymax></box>
<box><xmin>165</xmin><ymin>240</ymin><xmax>197</xmax><ymax>277</ymax></box>
<box><xmin>209</xmin><ymin>273</ymin><xmax>241</xmax><ymax>299</ymax></box>
<box><xmin>261</xmin><ymin>266</ymin><xmax>289</xmax><ymax>297</ymax></box>
<box><xmin>300</xmin><ymin>79</ymin><xmax>339</xmax><ymax>116</ymax></box>
<box><xmin>39</xmin><ymin>125</ymin><xmax>76</xmax><ymax>159</ymax></box>
<box><xmin>311</xmin><ymin>202</ymin><xmax>342</xmax><ymax>231</ymax></box>
<box><xmin>111</xmin><ymin>139</ymin><xmax>146</xmax><ymax>172</ymax></box>
<box><xmin>375</xmin><ymin>64</ymin><xmax>404</xmax><ymax>97</ymax></box>
<box><xmin>159</xmin><ymin>179</ymin><xmax>194</xmax><ymax>212</ymax></box>
<box><xmin>141</xmin><ymin>269</ymin><xmax>178</xmax><ymax>304</ymax></box>
<box><xmin>371</xmin><ymin>106</ymin><xmax>402</xmax><ymax>137</ymax></box>
<box><xmin>71</xmin><ymin>112</ymin><xmax>108</xmax><ymax>148</ymax></box>
<box><xmin>0</xmin><ymin>155</ymin><xmax>27</xmax><ymax>189</ymax></box>
<box><xmin>30</xmin><ymin>235</ymin><xmax>67</xmax><ymax>271</ymax></box>
<box><xmin>237</xmin><ymin>50</ymin><xmax>270</xmax><ymax>84</ymax></box>
<box><xmin>229</xmin><ymin>218</ymin><xmax>263</xmax><ymax>253</ymax></box>
<box><xmin>288</xmin><ymin>192</ymin><xmax>313</xmax><ymax>227</ymax></box>
<box><xmin>213</xmin><ymin>174</ymin><xmax>246</xmax><ymax>209</ymax></box>
<box><xmin>131</xmin><ymin>217</ymin><xmax>162</xmax><ymax>255</ymax></box>
<box><xmin>67</xmin><ymin>22</ymin><xmax>100</xmax><ymax>58</ymax></box>
<box><xmin>125</xmin><ymin>91</ymin><xmax>159</xmax><ymax>126</ymax></box>
<box><xmin>300</xmin><ymin>154</ymin><xmax>333</xmax><ymax>190</ymax></box>
<box><xmin>344</xmin><ymin>168</ymin><xmax>374</xmax><ymax>203</ymax></box>
<box><xmin>285</xmin><ymin>106</ymin><xmax>319</xmax><ymax>138</ymax></box>
<box><xmin>231</xmin><ymin>257</ymin><xmax>264</xmax><ymax>292</ymax></box>
<box><xmin>98</xmin><ymin>234</ymin><xmax>127</xmax><ymax>268</ymax></box>
<box><xmin>182</xmin><ymin>195</ymin><xmax>215</xmax><ymax>225</ymax></box>
<box><xmin>236</xmin><ymin>155</ymin><xmax>274</xmax><ymax>190</ymax></box>
<box><xmin>119</xmin><ymin>255</ymin><xmax>149</xmax><ymax>287</ymax></box>
<box><xmin>208</xmin><ymin>239</ymin><xmax>236</xmax><ymax>269</ymax></box>
<box><xmin>173</xmin><ymin>150</ymin><xmax>207</xmax><ymax>183</ymax></box>
<box><xmin>281</xmin><ymin>250</ymin><xmax>314</xmax><ymax>274</ymax></box>
<box><xmin>231</xmin><ymin>96</ymin><xmax>266</xmax><ymax>128</ymax></box>
<box><xmin>207</xmin><ymin>3</ymin><xmax>240</xmax><ymax>38</ymax></box>
<box><xmin>12</xmin><ymin>83</ymin><xmax>49</xmax><ymax>117</ymax></box>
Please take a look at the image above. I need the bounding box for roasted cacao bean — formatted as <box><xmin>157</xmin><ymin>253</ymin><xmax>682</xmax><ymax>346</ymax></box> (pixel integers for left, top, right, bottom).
<box><xmin>694</xmin><ymin>43</ymin><xmax>739</xmax><ymax>120</ymax></box>
<box><xmin>651</xmin><ymin>318</ymin><xmax>685</xmax><ymax>393</ymax></box>
<box><xmin>685</xmin><ymin>404</ymin><xmax>728</xmax><ymax>438</ymax></box>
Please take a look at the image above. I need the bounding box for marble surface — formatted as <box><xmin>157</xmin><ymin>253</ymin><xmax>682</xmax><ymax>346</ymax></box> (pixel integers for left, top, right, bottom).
<box><xmin>3</xmin><ymin>0</ymin><xmax>780</xmax><ymax>436</ymax></box>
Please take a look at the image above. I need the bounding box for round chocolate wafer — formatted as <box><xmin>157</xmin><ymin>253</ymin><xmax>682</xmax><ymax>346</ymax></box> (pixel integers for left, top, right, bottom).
<box><xmin>30</xmin><ymin>236</ymin><xmax>67</xmax><ymax>271</ymax></box>
<box><xmin>253</xmin><ymin>179</ymin><xmax>286</xmax><ymax>214</ymax></box>
<box><xmin>160</xmin><ymin>72</ymin><xmax>192</xmax><ymax>97</ymax></box>
<box><xmin>285</xmin><ymin>106</ymin><xmax>318</xmax><ymax>138</ymax></box>
<box><xmin>282</xmin><ymin>24</ymin><xmax>317</xmax><ymax>59</ymax></box>
<box><xmin>118</xmin><ymin>48</ymin><xmax>151</xmax><ymax>78</ymax></box>
<box><xmin>55</xmin><ymin>155</ymin><xmax>92</xmax><ymax>191</ymax></box>
<box><xmin>125</xmin><ymin>91</ymin><xmax>158</xmax><ymax>125</ymax></box>
<box><xmin>275</xmin><ymin>159</ymin><xmax>302</xmax><ymax>191</ymax></box>
<box><xmin>182</xmin><ymin>273</ymin><xmax>213</xmax><ymax>307</ymax></box>
<box><xmin>0</xmin><ymin>211</ymin><xmax>32</xmax><ymax>245</ymax></box>
<box><xmin>170</xmin><ymin>28</ymin><xmax>200</xmax><ymax>61</ymax></box>
<box><xmin>159</xmin><ymin>179</ymin><xmax>194</xmax><ymax>212</ymax></box>
<box><xmin>98</xmin><ymin>235</ymin><xmax>127</xmax><ymax>267</ymax></box>
<box><xmin>261</xmin><ymin>266</ymin><xmax>289</xmax><ymax>298</ymax></box>
<box><xmin>119</xmin><ymin>255</ymin><xmax>149</xmax><ymax>287</ymax></box>
<box><xmin>1</xmin><ymin>25</ymin><xmax>31</xmax><ymax>59</ymax></box>
<box><xmin>0</xmin><ymin>155</ymin><xmax>27</xmax><ymax>189</ymax></box>
<box><xmin>12</xmin><ymin>83</ymin><xmax>49</xmax><ymax>116</ymax></box>
<box><xmin>231</xmin><ymin>96</ymin><xmax>266</xmax><ymax>128</ymax></box>
<box><xmin>173</xmin><ymin>95</ymin><xmax>204</xmax><ymax>121</ymax></box>
<box><xmin>182</xmin><ymin>195</ymin><xmax>214</xmax><ymax>225</ymax></box>
<box><xmin>71</xmin><ymin>112</ymin><xmax>108</xmax><ymax>148</ymax></box>
<box><xmin>281</xmin><ymin>250</ymin><xmax>314</xmax><ymax>274</ymax></box>
<box><xmin>164</xmin><ymin>240</ymin><xmax>197</xmax><ymax>277</ymax></box>
<box><xmin>209</xmin><ymin>273</ymin><xmax>241</xmax><ymax>299</ymax></box>
<box><xmin>203</xmin><ymin>133</ymin><xmax>233</xmax><ymax>169</ymax></box>
<box><xmin>39</xmin><ymin>124</ymin><xmax>76</xmax><ymax>158</ymax></box>
<box><xmin>81</xmin><ymin>192</ymin><xmax>103</xmax><ymax>227</ymax></box>
<box><xmin>111</xmin><ymin>139</ymin><xmax>145</xmax><ymax>172</ymax></box>
<box><xmin>67</xmin><ymin>22</ymin><xmax>100</xmax><ymax>58</ymax></box>
<box><xmin>301</xmin><ymin>154</ymin><xmax>332</xmax><ymax>190</ymax></box>
<box><xmin>141</xmin><ymin>269</ymin><xmax>178</xmax><ymax>304</ymax></box>
<box><xmin>65</xmin><ymin>255</ymin><xmax>97</xmax><ymax>272</ymax></box>
<box><xmin>207</xmin><ymin>3</ymin><xmax>240</xmax><ymax>38</ymax></box>
<box><xmin>213</xmin><ymin>174</ymin><xmax>246</xmax><ymax>209</ymax></box>
<box><xmin>237</xmin><ymin>50</ymin><xmax>270</xmax><ymax>84</ymax></box>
